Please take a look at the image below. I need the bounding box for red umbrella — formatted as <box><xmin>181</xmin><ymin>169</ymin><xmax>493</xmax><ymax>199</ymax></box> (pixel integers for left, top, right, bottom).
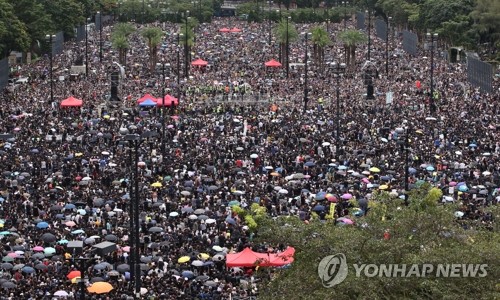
<box><xmin>219</xmin><ymin>27</ymin><xmax>230</xmax><ymax>33</ymax></box>
<box><xmin>191</xmin><ymin>59</ymin><xmax>208</xmax><ymax>67</ymax></box>
<box><xmin>265</xmin><ymin>59</ymin><xmax>282</xmax><ymax>68</ymax></box>
<box><xmin>60</xmin><ymin>96</ymin><xmax>83</xmax><ymax>107</ymax></box>
<box><xmin>230</xmin><ymin>27</ymin><xmax>242</xmax><ymax>33</ymax></box>
<box><xmin>67</xmin><ymin>270</ymin><xmax>81</xmax><ymax>280</ymax></box>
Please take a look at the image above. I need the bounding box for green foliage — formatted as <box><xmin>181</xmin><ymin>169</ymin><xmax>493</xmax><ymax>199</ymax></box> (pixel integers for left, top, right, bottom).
<box><xmin>0</xmin><ymin>0</ymin><xmax>30</xmax><ymax>57</ymax></box>
<box><xmin>232</xmin><ymin>205</ymin><xmax>246</xmax><ymax>217</ymax></box>
<box><xmin>255</xmin><ymin>186</ymin><xmax>500</xmax><ymax>300</ymax></box>
<box><xmin>141</xmin><ymin>26</ymin><xmax>163</xmax><ymax>72</ymax></box>
<box><xmin>338</xmin><ymin>29</ymin><xmax>367</xmax><ymax>68</ymax></box>
<box><xmin>273</xmin><ymin>18</ymin><xmax>299</xmax><ymax>44</ymax></box>
<box><xmin>111</xmin><ymin>23</ymin><xmax>134</xmax><ymax>65</ymax></box>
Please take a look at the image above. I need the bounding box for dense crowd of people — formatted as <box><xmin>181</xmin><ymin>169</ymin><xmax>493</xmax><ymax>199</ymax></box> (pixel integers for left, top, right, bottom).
<box><xmin>0</xmin><ymin>16</ymin><xmax>498</xmax><ymax>299</ymax></box>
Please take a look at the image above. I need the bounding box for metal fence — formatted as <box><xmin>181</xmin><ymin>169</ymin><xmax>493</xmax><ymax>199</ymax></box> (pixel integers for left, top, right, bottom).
<box><xmin>467</xmin><ymin>56</ymin><xmax>493</xmax><ymax>93</ymax></box>
<box><xmin>356</xmin><ymin>12</ymin><xmax>365</xmax><ymax>30</ymax></box>
<box><xmin>402</xmin><ymin>30</ymin><xmax>418</xmax><ymax>56</ymax></box>
<box><xmin>375</xmin><ymin>19</ymin><xmax>387</xmax><ymax>40</ymax></box>
<box><xmin>0</xmin><ymin>58</ymin><xmax>8</xmax><ymax>90</ymax></box>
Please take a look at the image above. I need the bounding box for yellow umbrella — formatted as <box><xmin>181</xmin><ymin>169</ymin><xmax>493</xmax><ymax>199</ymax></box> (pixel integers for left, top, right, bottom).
<box><xmin>0</xmin><ymin>223</ymin><xmax>3</xmax><ymax>228</ymax></box>
<box><xmin>75</xmin><ymin>153</ymin><xmax>83</xmax><ymax>157</ymax></box>
<box><xmin>71</xmin><ymin>277</ymin><xmax>81</xmax><ymax>284</ymax></box>
<box><xmin>198</xmin><ymin>253</ymin><xmax>210</xmax><ymax>260</ymax></box>
<box><xmin>151</xmin><ymin>182</ymin><xmax>162</xmax><ymax>187</ymax></box>
<box><xmin>178</xmin><ymin>256</ymin><xmax>190</xmax><ymax>263</ymax></box>
<box><xmin>269</xmin><ymin>172</ymin><xmax>280</xmax><ymax>177</ymax></box>
<box><xmin>369</xmin><ymin>167</ymin><xmax>381</xmax><ymax>173</ymax></box>
<box><xmin>103</xmin><ymin>115</ymin><xmax>110</xmax><ymax>119</ymax></box>
<box><xmin>379</xmin><ymin>185</ymin><xmax>389</xmax><ymax>190</ymax></box>
<box><xmin>87</xmin><ymin>282</ymin><xmax>114</xmax><ymax>294</ymax></box>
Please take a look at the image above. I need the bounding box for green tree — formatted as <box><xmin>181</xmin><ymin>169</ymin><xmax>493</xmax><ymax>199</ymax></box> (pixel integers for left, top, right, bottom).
<box><xmin>0</xmin><ymin>0</ymin><xmax>30</xmax><ymax>57</ymax></box>
<box><xmin>274</xmin><ymin>18</ymin><xmax>299</xmax><ymax>66</ymax></box>
<box><xmin>111</xmin><ymin>23</ymin><xmax>135</xmax><ymax>66</ymax></box>
<box><xmin>141</xmin><ymin>27</ymin><xmax>163</xmax><ymax>72</ymax></box>
<box><xmin>43</xmin><ymin>0</ymin><xmax>84</xmax><ymax>38</ymax></box>
<box><xmin>255</xmin><ymin>188</ymin><xmax>500</xmax><ymax>300</ymax></box>
<box><xmin>470</xmin><ymin>0</ymin><xmax>500</xmax><ymax>57</ymax></box>
<box><xmin>310</xmin><ymin>26</ymin><xmax>331</xmax><ymax>72</ymax></box>
<box><xmin>338</xmin><ymin>29</ymin><xmax>367</xmax><ymax>69</ymax></box>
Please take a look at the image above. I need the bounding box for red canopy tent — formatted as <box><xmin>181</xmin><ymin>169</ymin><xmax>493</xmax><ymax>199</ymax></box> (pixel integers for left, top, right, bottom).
<box><xmin>230</xmin><ymin>27</ymin><xmax>242</xmax><ymax>33</ymax></box>
<box><xmin>60</xmin><ymin>96</ymin><xmax>83</xmax><ymax>107</ymax></box>
<box><xmin>137</xmin><ymin>93</ymin><xmax>157</xmax><ymax>104</ymax></box>
<box><xmin>267</xmin><ymin>247</ymin><xmax>296</xmax><ymax>266</ymax></box>
<box><xmin>265</xmin><ymin>59</ymin><xmax>282</xmax><ymax>67</ymax></box>
<box><xmin>156</xmin><ymin>95</ymin><xmax>179</xmax><ymax>107</ymax></box>
<box><xmin>219</xmin><ymin>27</ymin><xmax>230</xmax><ymax>33</ymax></box>
<box><xmin>226</xmin><ymin>248</ymin><xmax>271</xmax><ymax>267</ymax></box>
<box><xmin>191</xmin><ymin>59</ymin><xmax>208</xmax><ymax>67</ymax></box>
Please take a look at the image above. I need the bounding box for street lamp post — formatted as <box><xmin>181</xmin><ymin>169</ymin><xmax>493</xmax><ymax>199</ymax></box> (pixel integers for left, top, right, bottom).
<box><xmin>396</xmin><ymin>125</ymin><xmax>410</xmax><ymax>206</ymax></box>
<box><xmin>161</xmin><ymin>61</ymin><xmax>170</xmax><ymax>157</ymax></box>
<box><xmin>427</xmin><ymin>32</ymin><xmax>438</xmax><ymax>114</ymax></box>
<box><xmin>45</xmin><ymin>34</ymin><xmax>56</xmax><ymax>104</ymax></box>
<box><xmin>184</xmin><ymin>11</ymin><xmax>190</xmax><ymax>78</ymax></box>
<box><xmin>286</xmin><ymin>16</ymin><xmax>290</xmax><ymax>78</ymax></box>
<box><xmin>72</xmin><ymin>257</ymin><xmax>93</xmax><ymax>300</ymax></box>
<box><xmin>329</xmin><ymin>62</ymin><xmax>346</xmax><ymax>162</ymax></box>
<box><xmin>142</xmin><ymin>0</ymin><xmax>145</xmax><ymax>24</ymax></box>
<box><xmin>85</xmin><ymin>17</ymin><xmax>90</xmax><ymax>76</ymax></box>
<box><xmin>342</xmin><ymin>1</ymin><xmax>348</xmax><ymax>30</ymax></box>
<box><xmin>177</xmin><ymin>33</ymin><xmax>182</xmax><ymax>103</ymax></box>
<box><xmin>97</xmin><ymin>11</ymin><xmax>103</xmax><ymax>62</ymax></box>
<box><xmin>385</xmin><ymin>16</ymin><xmax>392</xmax><ymax>75</ymax></box>
<box><xmin>123</xmin><ymin>131</ymin><xmax>158</xmax><ymax>299</ymax></box>
<box><xmin>366</xmin><ymin>10</ymin><xmax>371</xmax><ymax>61</ymax></box>
<box><xmin>303</xmin><ymin>32</ymin><xmax>311</xmax><ymax>112</ymax></box>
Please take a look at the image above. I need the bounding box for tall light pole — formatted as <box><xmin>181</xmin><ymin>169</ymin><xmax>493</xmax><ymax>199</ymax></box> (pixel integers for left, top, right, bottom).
<box><xmin>123</xmin><ymin>131</ymin><xmax>158</xmax><ymax>299</ymax></box>
<box><xmin>342</xmin><ymin>1</ymin><xmax>348</xmax><ymax>30</ymax></box>
<box><xmin>161</xmin><ymin>61</ymin><xmax>170</xmax><ymax>157</ymax></box>
<box><xmin>46</xmin><ymin>34</ymin><xmax>55</xmax><ymax>105</ymax></box>
<box><xmin>329</xmin><ymin>62</ymin><xmax>346</xmax><ymax>162</ymax></box>
<box><xmin>366</xmin><ymin>9</ymin><xmax>371</xmax><ymax>61</ymax></box>
<box><xmin>85</xmin><ymin>17</ymin><xmax>89</xmax><ymax>76</ymax></box>
<box><xmin>303</xmin><ymin>32</ymin><xmax>311</xmax><ymax>112</ymax></box>
<box><xmin>177</xmin><ymin>33</ymin><xmax>182</xmax><ymax>104</ymax></box>
<box><xmin>184</xmin><ymin>11</ymin><xmax>190</xmax><ymax>78</ymax></box>
<box><xmin>97</xmin><ymin>11</ymin><xmax>103</xmax><ymax>62</ymax></box>
<box><xmin>142</xmin><ymin>0</ymin><xmax>145</xmax><ymax>24</ymax></box>
<box><xmin>286</xmin><ymin>16</ymin><xmax>290</xmax><ymax>78</ymax></box>
<box><xmin>385</xmin><ymin>16</ymin><xmax>392</xmax><ymax>75</ymax></box>
<box><xmin>427</xmin><ymin>32</ymin><xmax>438</xmax><ymax>114</ymax></box>
<box><xmin>396</xmin><ymin>125</ymin><xmax>410</xmax><ymax>206</ymax></box>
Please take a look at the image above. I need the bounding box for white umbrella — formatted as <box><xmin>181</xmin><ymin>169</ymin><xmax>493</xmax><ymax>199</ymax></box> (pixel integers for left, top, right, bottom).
<box><xmin>322</xmin><ymin>142</ymin><xmax>331</xmax><ymax>146</ymax></box>
<box><xmin>425</xmin><ymin>117</ymin><xmax>437</xmax><ymax>121</ymax></box>
<box><xmin>54</xmin><ymin>290</ymin><xmax>69</xmax><ymax>297</ymax></box>
<box><xmin>278</xmin><ymin>189</ymin><xmax>288</xmax><ymax>194</ymax></box>
<box><xmin>82</xmin><ymin>176</ymin><xmax>92</xmax><ymax>181</ymax></box>
<box><xmin>192</xmin><ymin>260</ymin><xmax>204</xmax><ymax>267</ymax></box>
<box><xmin>188</xmin><ymin>214</ymin><xmax>198</xmax><ymax>220</ymax></box>
<box><xmin>205</xmin><ymin>219</ymin><xmax>216</xmax><ymax>224</ymax></box>
<box><xmin>250</xmin><ymin>153</ymin><xmax>258</xmax><ymax>159</ymax></box>
<box><xmin>169</xmin><ymin>212</ymin><xmax>179</xmax><ymax>217</ymax></box>
<box><xmin>482</xmin><ymin>171</ymin><xmax>491</xmax><ymax>176</ymax></box>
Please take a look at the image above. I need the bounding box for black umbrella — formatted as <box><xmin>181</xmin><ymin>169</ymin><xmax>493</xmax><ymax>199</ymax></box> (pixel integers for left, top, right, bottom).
<box><xmin>1</xmin><ymin>263</ymin><xmax>13</xmax><ymax>270</ymax></box>
<box><xmin>35</xmin><ymin>263</ymin><xmax>48</xmax><ymax>271</ymax></box>
<box><xmin>116</xmin><ymin>264</ymin><xmax>130</xmax><ymax>273</ymax></box>
<box><xmin>148</xmin><ymin>226</ymin><xmax>163</xmax><ymax>233</ymax></box>
<box><xmin>105</xmin><ymin>234</ymin><xmax>118</xmax><ymax>242</ymax></box>
<box><xmin>2</xmin><ymin>281</ymin><xmax>16</xmax><ymax>289</ymax></box>
<box><xmin>90</xmin><ymin>277</ymin><xmax>105</xmax><ymax>283</ymax></box>
<box><xmin>50</xmin><ymin>205</ymin><xmax>63</xmax><ymax>211</ymax></box>
<box><xmin>40</xmin><ymin>233</ymin><xmax>57</xmax><ymax>243</ymax></box>
<box><xmin>140</xmin><ymin>256</ymin><xmax>152</xmax><ymax>263</ymax></box>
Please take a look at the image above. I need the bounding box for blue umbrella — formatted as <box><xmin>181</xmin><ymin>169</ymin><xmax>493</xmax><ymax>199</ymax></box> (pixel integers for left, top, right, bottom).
<box><xmin>312</xmin><ymin>205</ymin><xmax>326</xmax><ymax>212</ymax></box>
<box><xmin>228</xmin><ymin>200</ymin><xmax>240</xmax><ymax>207</ymax></box>
<box><xmin>338</xmin><ymin>165</ymin><xmax>347</xmax><ymax>170</ymax></box>
<box><xmin>304</xmin><ymin>161</ymin><xmax>315</xmax><ymax>167</ymax></box>
<box><xmin>22</xmin><ymin>266</ymin><xmax>35</xmax><ymax>274</ymax></box>
<box><xmin>426</xmin><ymin>166</ymin><xmax>435</xmax><ymax>171</ymax></box>
<box><xmin>275</xmin><ymin>167</ymin><xmax>283</xmax><ymax>173</ymax></box>
<box><xmin>71</xmin><ymin>229</ymin><xmax>85</xmax><ymax>235</ymax></box>
<box><xmin>458</xmin><ymin>185</ymin><xmax>468</xmax><ymax>192</ymax></box>
<box><xmin>468</xmin><ymin>143</ymin><xmax>477</xmax><ymax>148</ymax></box>
<box><xmin>64</xmin><ymin>204</ymin><xmax>75</xmax><ymax>210</ymax></box>
<box><xmin>408</xmin><ymin>168</ymin><xmax>417</xmax><ymax>174</ymax></box>
<box><xmin>31</xmin><ymin>149</ymin><xmax>39</xmax><ymax>153</ymax></box>
<box><xmin>315</xmin><ymin>192</ymin><xmax>327</xmax><ymax>200</ymax></box>
<box><xmin>380</xmin><ymin>175</ymin><xmax>392</xmax><ymax>181</ymax></box>
<box><xmin>181</xmin><ymin>271</ymin><xmax>195</xmax><ymax>278</ymax></box>
<box><xmin>36</xmin><ymin>222</ymin><xmax>49</xmax><ymax>229</ymax></box>
<box><xmin>225</xmin><ymin>217</ymin><xmax>236</xmax><ymax>225</ymax></box>
<box><xmin>0</xmin><ymin>197</ymin><xmax>4</xmax><ymax>202</ymax></box>
<box><xmin>58</xmin><ymin>239</ymin><xmax>69</xmax><ymax>244</ymax></box>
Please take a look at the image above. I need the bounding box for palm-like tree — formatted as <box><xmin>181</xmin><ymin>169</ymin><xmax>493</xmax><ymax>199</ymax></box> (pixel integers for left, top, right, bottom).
<box><xmin>141</xmin><ymin>27</ymin><xmax>163</xmax><ymax>72</ymax></box>
<box><xmin>338</xmin><ymin>29</ymin><xmax>367</xmax><ymax>70</ymax></box>
<box><xmin>179</xmin><ymin>21</ymin><xmax>196</xmax><ymax>63</ymax></box>
<box><xmin>111</xmin><ymin>23</ymin><xmax>135</xmax><ymax>65</ymax></box>
<box><xmin>310</xmin><ymin>26</ymin><xmax>331</xmax><ymax>72</ymax></box>
<box><xmin>273</xmin><ymin>18</ymin><xmax>298</xmax><ymax>66</ymax></box>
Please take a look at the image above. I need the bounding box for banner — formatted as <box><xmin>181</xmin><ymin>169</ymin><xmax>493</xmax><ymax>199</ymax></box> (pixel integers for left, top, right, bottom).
<box><xmin>402</xmin><ymin>30</ymin><xmax>418</xmax><ymax>56</ymax></box>
<box><xmin>329</xmin><ymin>203</ymin><xmax>336</xmax><ymax>219</ymax></box>
<box><xmin>0</xmin><ymin>58</ymin><xmax>8</xmax><ymax>90</ymax></box>
<box><xmin>356</xmin><ymin>12</ymin><xmax>365</xmax><ymax>30</ymax></box>
<box><xmin>386</xmin><ymin>92</ymin><xmax>393</xmax><ymax>105</ymax></box>
<box><xmin>375</xmin><ymin>19</ymin><xmax>387</xmax><ymax>40</ymax></box>
<box><xmin>467</xmin><ymin>56</ymin><xmax>493</xmax><ymax>93</ymax></box>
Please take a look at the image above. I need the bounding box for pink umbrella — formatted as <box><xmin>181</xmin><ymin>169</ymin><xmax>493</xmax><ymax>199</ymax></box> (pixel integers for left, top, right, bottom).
<box><xmin>338</xmin><ymin>218</ymin><xmax>354</xmax><ymax>224</ymax></box>
<box><xmin>362</xmin><ymin>178</ymin><xmax>370</xmax><ymax>184</ymax></box>
<box><xmin>7</xmin><ymin>252</ymin><xmax>18</xmax><ymax>258</ymax></box>
<box><xmin>122</xmin><ymin>246</ymin><xmax>130</xmax><ymax>252</ymax></box>
<box><xmin>33</xmin><ymin>246</ymin><xmax>44</xmax><ymax>252</ymax></box>
<box><xmin>326</xmin><ymin>194</ymin><xmax>338</xmax><ymax>203</ymax></box>
<box><xmin>167</xmin><ymin>125</ymin><xmax>174</xmax><ymax>129</ymax></box>
<box><xmin>449</xmin><ymin>181</ymin><xmax>457</xmax><ymax>186</ymax></box>
<box><xmin>65</xmin><ymin>221</ymin><xmax>77</xmax><ymax>227</ymax></box>
<box><xmin>341</xmin><ymin>193</ymin><xmax>353</xmax><ymax>200</ymax></box>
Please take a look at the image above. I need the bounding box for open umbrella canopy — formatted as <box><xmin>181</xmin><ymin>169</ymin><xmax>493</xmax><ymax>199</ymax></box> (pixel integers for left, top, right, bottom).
<box><xmin>178</xmin><ymin>256</ymin><xmax>190</xmax><ymax>263</ymax></box>
<box><xmin>137</xmin><ymin>93</ymin><xmax>157</xmax><ymax>104</ymax></box>
<box><xmin>67</xmin><ymin>270</ymin><xmax>81</xmax><ymax>279</ymax></box>
<box><xmin>87</xmin><ymin>282</ymin><xmax>114</xmax><ymax>294</ymax></box>
<box><xmin>265</xmin><ymin>59</ymin><xmax>282</xmax><ymax>67</ymax></box>
<box><xmin>139</xmin><ymin>99</ymin><xmax>157</xmax><ymax>107</ymax></box>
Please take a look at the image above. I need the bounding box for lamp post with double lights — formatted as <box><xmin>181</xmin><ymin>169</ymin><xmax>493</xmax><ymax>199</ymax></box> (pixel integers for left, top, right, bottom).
<box><xmin>427</xmin><ymin>32</ymin><xmax>438</xmax><ymax>114</ymax></box>
<box><xmin>123</xmin><ymin>131</ymin><xmax>158</xmax><ymax>299</ymax></box>
<box><xmin>184</xmin><ymin>11</ymin><xmax>190</xmax><ymax>78</ymax></box>
<box><xmin>85</xmin><ymin>17</ymin><xmax>90</xmax><ymax>76</ymax></box>
<box><xmin>328</xmin><ymin>62</ymin><xmax>346</xmax><ymax>162</ymax></box>
<box><xmin>303</xmin><ymin>32</ymin><xmax>311</xmax><ymax>112</ymax></box>
<box><xmin>285</xmin><ymin>16</ymin><xmax>291</xmax><ymax>78</ymax></box>
<box><xmin>45</xmin><ymin>34</ymin><xmax>56</xmax><ymax>104</ymax></box>
<box><xmin>385</xmin><ymin>16</ymin><xmax>392</xmax><ymax>75</ymax></box>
